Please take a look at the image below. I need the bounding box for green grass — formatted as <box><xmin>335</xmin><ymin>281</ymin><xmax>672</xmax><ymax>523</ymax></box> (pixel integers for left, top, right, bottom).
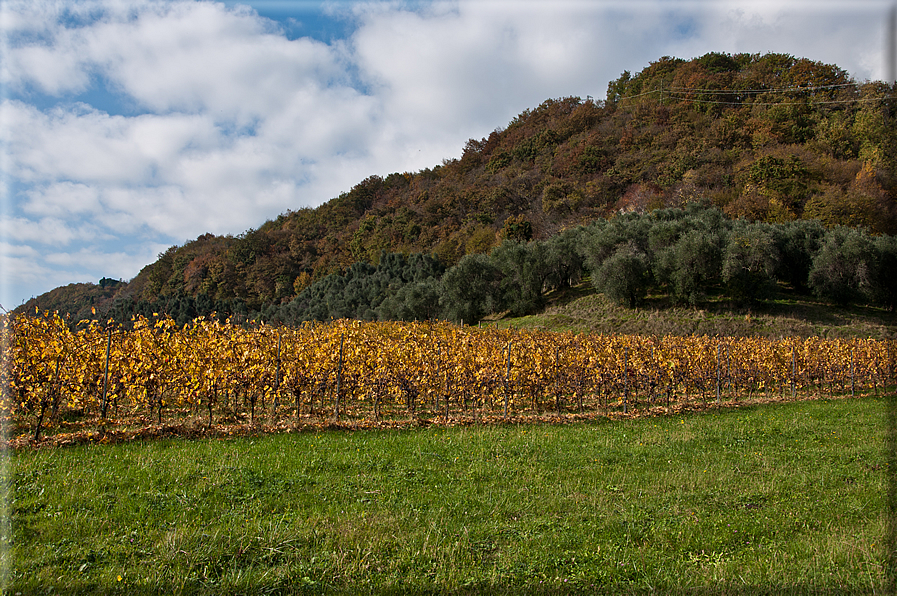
<box><xmin>5</xmin><ymin>396</ymin><xmax>894</xmax><ymax>594</ymax></box>
<box><xmin>489</xmin><ymin>284</ymin><xmax>897</xmax><ymax>339</ymax></box>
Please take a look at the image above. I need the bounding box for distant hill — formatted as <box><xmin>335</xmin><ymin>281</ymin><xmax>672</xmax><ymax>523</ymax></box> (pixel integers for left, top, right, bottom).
<box><xmin>19</xmin><ymin>52</ymin><xmax>897</xmax><ymax>323</ymax></box>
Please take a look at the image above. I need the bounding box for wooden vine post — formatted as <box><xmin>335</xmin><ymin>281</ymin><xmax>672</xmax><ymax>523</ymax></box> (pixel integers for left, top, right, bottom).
<box><xmin>726</xmin><ymin>345</ymin><xmax>732</xmax><ymax>396</ymax></box>
<box><xmin>439</xmin><ymin>343</ymin><xmax>448</xmax><ymax>421</ymax></box>
<box><xmin>274</xmin><ymin>329</ymin><xmax>282</xmax><ymax>413</ymax></box>
<box><xmin>555</xmin><ymin>345</ymin><xmax>561</xmax><ymax>415</ymax></box>
<box><xmin>716</xmin><ymin>344</ymin><xmax>721</xmax><ymax>405</ymax></box>
<box><xmin>100</xmin><ymin>328</ymin><xmax>112</xmax><ymax>419</ymax></box>
<box><xmin>888</xmin><ymin>341</ymin><xmax>894</xmax><ymax>392</ymax></box>
<box><xmin>791</xmin><ymin>344</ymin><xmax>797</xmax><ymax>400</ymax></box>
<box><xmin>504</xmin><ymin>342</ymin><xmax>511</xmax><ymax>418</ymax></box>
<box><xmin>334</xmin><ymin>334</ymin><xmax>344</xmax><ymax>421</ymax></box>
<box><xmin>623</xmin><ymin>346</ymin><xmax>629</xmax><ymax>414</ymax></box>
<box><xmin>650</xmin><ymin>345</ymin><xmax>656</xmax><ymax>404</ymax></box>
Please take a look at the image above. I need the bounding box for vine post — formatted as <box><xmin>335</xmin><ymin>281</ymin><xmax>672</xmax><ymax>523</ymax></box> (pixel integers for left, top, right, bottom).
<box><xmin>726</xmin><ymin>345</ymin><xmax>732</xmax><ymax>395</ymax></box>
<box><xmin>555</xmin><ymin>345</ymin><xmax>561</xmax><ymax>415</ymax></box>
<box><xmin>504</xmin><ymin>342</ymin><xmax>511</xmax><ymax>418</ymax></box>
<box><xmin>274</xmin><ymin>329</ymin><xmax>281</xmax><ymax>412</ymax></box>
<box><xmin>100</xmin><ymin>328</ymin><xmax>112</xmax><ymax>419</ymax></box>
<box><xmin>334</xmin><ymin>334</ymin><xmax>344</xmax><ymax>421</ymax></box>
<box><xmin>789</xmin><ymin>344</ymin><xmax>794</xmax><ymax>400</ymax></box>
<box><xmin>716</xmin><ymin>344</ymin><xmax>721</xmax><ymax>405</ymax></box>
<box><xmin>623</xmin><ymin>346</ymin><xmax>629</xmax><ymax>414</ymax></box>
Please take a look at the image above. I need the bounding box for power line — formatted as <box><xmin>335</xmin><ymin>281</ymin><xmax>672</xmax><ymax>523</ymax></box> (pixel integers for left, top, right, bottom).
<box><xmin>612</xmin><ymin>82</ymin><xmax>895</xmax><ymax>106</ymax></box>
<box><xmin>671</xmin><ymin>95</ymin><xmax>893</xmax><ymax>107</ymax></box>
<box><xmin>665</xmin><ymin>82</ymin><xmax>860</xmax><ymax>95</ymax></box>
<box><xmin>613</xmin><ymin>88</ymin><xmax>659</xmax><ymax>101</ymax></box>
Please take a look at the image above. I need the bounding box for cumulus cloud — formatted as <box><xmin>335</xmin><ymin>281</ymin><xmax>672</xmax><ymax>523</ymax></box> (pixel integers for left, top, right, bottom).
<box><xmin>0</xmin><ymin>0</ymin><xmax>892</xmax><ymax>308</ymax></box>
<box><xmin>85</xmin><ymin>2</ymin><xmax>349</xmax><ymax>122</ymax></box>
<box><xmin>2</xmin><ymin>216</ymin><xmax>109</xmax><ymax>246</ymax></box>
<box><xmin>671</xmin><ymin>1</ymin><xmax>888</xmax><ymax>81</ymax></box>
<box><xmin>42</xmin><ymin>244</ymin><xmax>167</xmax><ymax>273</ymax></box>
<box><xmin>22</xmin><ymin>182</ymin><xmax>103</xmax><ymax>217</ymax></box>
<box><xmin>349</xmin><ymin>1</ymin><xmax>615</xmax><ymax>136</ymax></box>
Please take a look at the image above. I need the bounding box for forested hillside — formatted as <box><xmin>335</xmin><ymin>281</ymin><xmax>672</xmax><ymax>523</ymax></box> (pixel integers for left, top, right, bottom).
<box><xmin>20</xmin><ymin>52</ymin><xmax>897</xmax><ymax>325</ymax></box>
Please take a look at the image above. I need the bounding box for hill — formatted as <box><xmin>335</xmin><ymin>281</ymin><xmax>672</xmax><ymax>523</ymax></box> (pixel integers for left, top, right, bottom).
<box><xmin>18</xmin><ymin>52</ymin><xmax>897</xmax><ymax>325</ymax></box>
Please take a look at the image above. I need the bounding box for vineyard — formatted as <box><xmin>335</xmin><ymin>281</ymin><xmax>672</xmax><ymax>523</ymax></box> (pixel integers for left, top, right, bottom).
<box><xmin>2</xmin><ymin>311</ymin><xmax>895</xmax><ymax>444</ymax></box>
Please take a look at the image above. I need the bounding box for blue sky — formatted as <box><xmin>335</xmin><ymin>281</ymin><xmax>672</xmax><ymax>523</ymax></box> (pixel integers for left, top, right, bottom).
<box><xmin>1</xmin><ymin>0</ymin><xmax>895</xmax><ymax>310</ymax></box>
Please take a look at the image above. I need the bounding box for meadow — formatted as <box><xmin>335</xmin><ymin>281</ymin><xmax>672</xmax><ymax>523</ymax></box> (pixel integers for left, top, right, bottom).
<box><xmin>6</xmin><ymin>394</ymin><xmax>895</xmax><ymax>594</ymax></box>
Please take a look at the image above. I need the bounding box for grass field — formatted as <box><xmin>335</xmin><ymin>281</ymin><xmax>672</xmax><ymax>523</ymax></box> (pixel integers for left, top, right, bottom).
<box><xmin>491</xmin><ymin>286</ymin><xmax>897</xmax><ymax>340</ymax></box>
<box><xmin>5</xmin><ymin>395</ymin><xmax>896</xmax><ymax>594</ymax></box>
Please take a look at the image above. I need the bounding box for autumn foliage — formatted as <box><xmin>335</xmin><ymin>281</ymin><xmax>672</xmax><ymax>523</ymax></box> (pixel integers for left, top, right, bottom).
<box><xmin>4</xmin><ymin>311</ymin><xmax>894</xmax><ymax>446</ymax></box>
<box><xmin>20</xmin><ymin>53</ymin><xmax>897</xmax><ymax>322</ymax></box>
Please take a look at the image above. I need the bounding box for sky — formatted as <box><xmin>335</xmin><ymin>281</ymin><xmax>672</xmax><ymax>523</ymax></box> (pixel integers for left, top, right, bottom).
<box><xmin>1</xmin><ymin>0</ymin><xmax>895</xmax><ymax>310</ymax></box>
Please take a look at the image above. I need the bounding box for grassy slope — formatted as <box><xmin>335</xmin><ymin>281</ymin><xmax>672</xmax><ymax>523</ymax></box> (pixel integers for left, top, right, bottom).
<box><xmin>491</xmin><ymin>283</ymin><xmax>897</xmax><ymax>340</ymax></box>
<box><xmin>6</xmin><ymin>396</ymin><xmax>893</xmax><ymax>594</ymax></box>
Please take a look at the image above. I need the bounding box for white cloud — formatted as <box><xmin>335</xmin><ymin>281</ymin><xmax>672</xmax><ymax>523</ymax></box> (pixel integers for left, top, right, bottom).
<box><xmin>43</xmin><ymin>244</ymin><xmax>165</xmax><ymax>273</ymax></box>
<box><xmin>9</xmin><ymin>43</ymin><xmax>92</xmax><ymax>95</ymax></box>
<box><xmin>2</xmin><ymin>216</ymin><xmax>110</xmax><ymax>246</ymax></box>
<box><xmin>22</xmin><ymin>181</ymin><xmax>102</xmax><ymax>217</ymax></box>
<box><xmin>3</xmin><ymin>101</ymin><xmax>199</xmax><ymax>184</ymax></box>
<box><xmin>0</xmin><ymin>254</ymin><xmax>61</xmax><ymax>307</ymax></box>
<box><xmin>674</xmin><ymin>1</ymin><xmax>889</xmax><ymax>81</ymax></box>
<box><xmin>85</xmin><ymin>2</ymin><xmax>349</xmax><ymax>123</ymax></box>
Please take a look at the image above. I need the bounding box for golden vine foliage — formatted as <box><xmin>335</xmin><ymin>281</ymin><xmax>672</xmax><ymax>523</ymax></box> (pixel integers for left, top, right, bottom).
<box><xmin>2</xmin><ymin>313</ymin><xmax>894</xmax><ymax>432</ymax></box>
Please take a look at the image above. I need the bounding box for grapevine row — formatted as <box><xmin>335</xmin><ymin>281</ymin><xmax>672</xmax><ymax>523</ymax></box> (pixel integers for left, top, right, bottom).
<box><xmin>2</xmin><ymin>312</ymin><xmax>894</xmax><ymax>439</ymax></box>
